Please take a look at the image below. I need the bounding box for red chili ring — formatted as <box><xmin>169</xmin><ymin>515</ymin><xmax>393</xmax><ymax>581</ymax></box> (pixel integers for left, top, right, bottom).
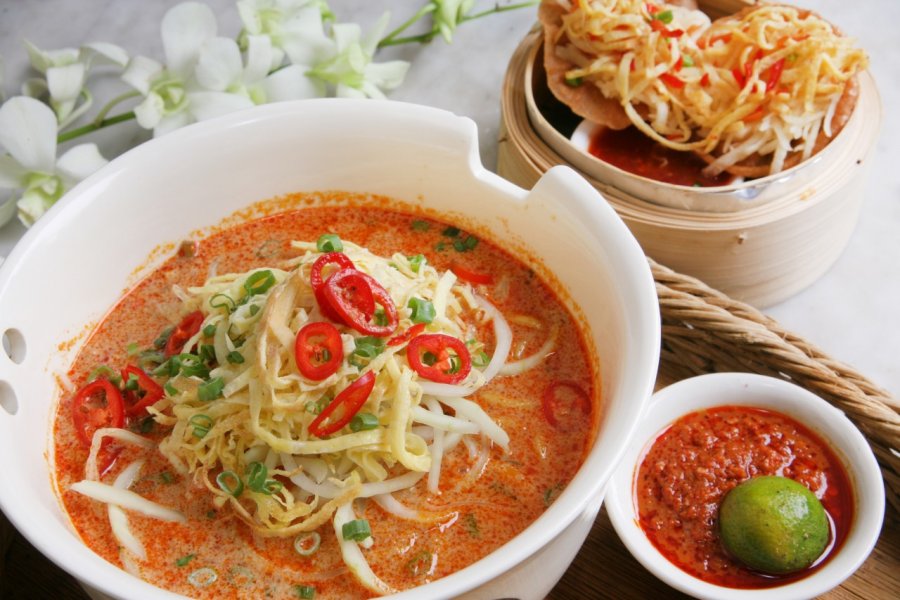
<box><xmin>295</xmin><ymin>321</ymin><xmax>344</xmax><ymax>380</ymax></box>
<box><xmin>406</xmin><ymin>334</ymin><xmax>472</xmax><ymax>384</ymax></box>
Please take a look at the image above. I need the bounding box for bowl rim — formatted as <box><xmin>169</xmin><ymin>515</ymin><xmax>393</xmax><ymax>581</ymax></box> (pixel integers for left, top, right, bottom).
<box><xmin>605</xmin><ymin>372</ymin><xmax>885</xmax><ymax>600</ymax></box>
<box><xmin>0</xmin><ymin>98</ymin><xmax>661</xmax><ymax>599</ymax></box>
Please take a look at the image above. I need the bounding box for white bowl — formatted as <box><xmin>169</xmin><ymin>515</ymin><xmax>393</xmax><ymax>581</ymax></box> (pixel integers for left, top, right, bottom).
<box><xmin>0</xmin><ymin>99</ymin><xmax>660</xmax><ymax>599</ymax></box>
<box><xmin>606</xmin><ymin>373</ymin><xmax>885</xmax><ymax>600</ymax></box>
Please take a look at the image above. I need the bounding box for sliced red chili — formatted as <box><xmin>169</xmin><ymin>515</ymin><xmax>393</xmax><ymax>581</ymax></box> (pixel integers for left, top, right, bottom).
<box><xmin>766</xmin><ymin>58</ymin><xmax>786</xmax><ymax>92</ymax></box>
<box><xmin>731</xmin><ymin>67</ymin><xmax>746</xmax><ymax>89</ymax></box>
<box><xmin>660</xmin><ymin>73</ymin><xmax>684</xmax><ymax>89</ymax></box>
<box><xmin>542</xmin><ymin>381</ymin><xmax>592</xmax><ymax>431</ymax></box>
<box><xmin>387</xmin><ymin>323</ymin><xmax>426</xmax><ymax>347</ymax></box>
<box><xmin>674</xmin><ymin>56</ymin><xmax>683</xmax><ymax>71</ymax></box>
<box><xmin>164</xmin><ymin>311</ymin><xmax>204</xmax><ymax>357</ymax></box>
<box><xmin>649</xmin><ymin>19</ymin><xmax>668</xmax><ymax>34</ymax></box>
<box><xmin>700</xmin><ymin>72</ymin><xmax>711</xmax><ymax>87</ymax></box>
<box><xmin>295</xmin><ymin>321</ymin><xmax>344</xmax><ymax>380</ymax></box>
<box><xmin>450</xmin><ymin>263</ymin><xmax>494</xmax><ymax>286</ymax></box>
<box><xmin>322</xmin><ymin>270</ymin><xmax>397</xmax><ymax>337</ymax></box>
<box><xmin>121</xmin><ymin>365</ymin><xmax>164</xmax><ymax>416</ymax></box>
<box><xmin>406</xmin><ymin>334</ymin><xmax>472</xmax><ymax>384</ymax></box>
<box><xmin>310</xmin><ymin>252</ymin><xmax>358</xmax><ymax>322</ymax></box>
<box><xmin>308</xmin><ymin>371</ymin><xmax>376</xmax><ymax>437</ymax></box>
<box><xmin>72</xmin><ymin>379</ymin><xmax>126</xmax><ymax>446</ymax></box>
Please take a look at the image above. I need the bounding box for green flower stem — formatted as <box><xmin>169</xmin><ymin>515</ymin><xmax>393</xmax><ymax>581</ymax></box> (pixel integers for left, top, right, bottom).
<box><xmin>377</xmin><ymin>1</ymin><xmax>539</xmax><ymax>49</ymax></box>
<box><xmin>91</xmin><ymin>90</ymin><xmax>141</xmax><ymax>127</ymax></box>
<box><xmin>57</xmin><ymin>111</ymin><xmax>136</xmax><ymax>144</ymax></box>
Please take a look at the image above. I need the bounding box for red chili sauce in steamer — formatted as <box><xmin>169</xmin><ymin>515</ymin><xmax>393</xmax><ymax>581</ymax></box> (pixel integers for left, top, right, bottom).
<box><xmin>588</xmin><ymin>125</ymin><xmax>736</xmax><ymax>187</ymax></box>
<box><xmin>635</xmin><ymin>406</ymin><xmax>853</xmax><ymax>588</ymax></box>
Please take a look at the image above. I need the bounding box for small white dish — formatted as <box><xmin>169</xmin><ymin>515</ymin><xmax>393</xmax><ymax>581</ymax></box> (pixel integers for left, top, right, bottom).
<box><xmin>605</xmin><ymin>372</ymin><xmax>885</xmax><ymax>600</ymax></box>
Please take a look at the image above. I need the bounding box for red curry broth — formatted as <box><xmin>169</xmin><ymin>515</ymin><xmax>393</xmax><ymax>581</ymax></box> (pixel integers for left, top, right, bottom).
<box><xmin>54</xmin><ymin>202</ymin><xmax>598</xmax><ymax>598</ymax></box>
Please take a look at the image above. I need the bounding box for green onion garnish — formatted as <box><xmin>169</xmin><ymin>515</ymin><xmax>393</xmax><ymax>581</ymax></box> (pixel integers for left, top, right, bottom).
<box><xmin>124</xmin><ymin>373</ymin><xmax>140</xmax><ymax>392</ymax></box>
<box><xmin>350</xmin><ymin>336</ymin><xmax>385</xmax><ymax>368</ymax></box>
<box><xmin>341</xmin><ymin>519</ymin><xmax>371</xmax><ymax>542</ymax></box>
<box><xmin>293</xmin><ymin>532</ymin><xmax>321</xmax><ymax>557</ymax></box>
<box><xmin>137</xmin><ymin>349</ymin><xmax>166</xmax><ymax>369</ymax></box>
<box><xmin>249</xmin><ymin>304</ymin><xmax>261</xmax><ymax>317</ymax></box>
<box><xmin>408</xmin><ymin>254</ymin><xmax>425</xmax><ymax>273</ymax></box>
<box><xmin>164</xmin><ymin>381</ymin><xmax>179</xmax><ymax>396</ymax></box>
<box><xmin>373</xmin><ymin>308</ymin><xmax>387</xmax><ymax>326</ymax></box>
<box><xmin>294</xmin><ymin>585</ymin><xmax>316</xmax><ymax>599</ymax></box>
<box><xmin>410</xmin><ymin>220</ymin><xmax>430</xmax><ymax>232</ymax></box>
<box><xmin>189</xmin><ymin>414</ymin><xmax>213</xmax><ymax>438</ymax></box>
<box><xmin>422</xmin><ymin>351</ymin><xmax>437</xmax><ymax>366</ymax></box>
<box><xmin>305</xmin><ymin>397</ymin><xmax>328</xmax><ymax>414</ymax></box>
<box><xmin>153</xmin><ymin>326</ymin><xmax>174</xmax><ymax>350</ymax></box>
<box><xmin>246</xmin><ymin>462</ymin><xmax>268</xmax><ymax>493</ymax></box>
<box><xmin>453</xmin><ymin>235</ymin><xmax>479</xmax><ymax>252</ymax></box>
<box><xmin>244</xmin><ymin>270</ymin><xmax>276</xmax><ymax>297</ymax></box>
<box><xmin>564</xmin><ymin>75</ymin><xmax>583</xmax><ymax>87</ymax></box>
<box><xmin>87</xmin><ymin>365</ymin><xmax>121</xmax><ymax>385</ymax></box>
<box><xmin>216</xmin><ymin>470</ymin><xmax>243</xmax><ymax>497</ymax></box>
<box><xmin>434</xmin><ymin>241</ymin><xmax>447</xmax><ymax>252</ymax></box>
<box><xmin>656</xmin><ymin>9</ymin><xmax>673</xmax><ymax>23</ymax></box>
<box><xmin>210</xmin><ymin>293</ymin><xmax>236</xmax><ymax>313</ymax></box>
<box><xmin>316</xmin><ymin>233</ymin><xmax>343</xmax><ymax>253</ymax></box>
<box><xmin>206</xmin><ymin>509</ymin><xmax>217</xmax><ymax>519</ymax></box>
<box><xmin>442</xmin><ymin>226</ymin><xmax>460</xmax><ymax>237</ymax></box>
<box><xmin>177</xmin><ymin>354</ymin><xmax>210</xmax><ymax>379</ymax></box>
<box><xmin>408</xmin><ymin>298</ymin><xmax>435</xmax><ymax>324</ymax></box>
<box><xmin>226</xmin><ymin>351</ymin><xmax>245</xmax><ymax>364</ymax></box>
<box><xmin>472</xmin><ymin>351</ymin><xmax>490</xmax><ymax>368</ymax></box>
<box><xmin>126</xmin><ymin>342</ymin><xmax>140</xmax><ymax>356</ymax></box>
<box><xmin>176</xmin><ymin>554</ymin><xmax>195</xmax><ymax>567</ymax></box>
<box><xmin>199</xmin><ymin>344</ymin><xmax>216</xmax><ymax>363</ymax></box>
<box><xmin>202</xmin><ymin>323</ymin><xmax>217</xmax><ymax>337</ymax></box>
<box><xmin>350</xmin><ymin>412</ymin><xmax>379</xmax><ymax>432</ymax></box>
<box><xmin>682</xmin><ymin>55</ymin><xmax>694</xmax><ymax>68</ymax></box>
<box><xmin>138</xmin><ymin>416</ymin><xmax>155</xmax><ymax>434</ymax></box>
<box><xmin>198</xmin><ymin>377</ymin><xmax>225</xmax><ymax>401</ymax></box>
<box><xmin>544</xmin><ymin>482</ymin><xmax>565</xmax><ymax>506</ymax></box>
<box><xmin>160</xmin><ymin>471</ymin><xmax>175</xmax><ymax>484</ymax></box>
<box><xmin>464</xmin><ymin>512</ymin><xmax>480</xmax><ymax>538</ymax></box>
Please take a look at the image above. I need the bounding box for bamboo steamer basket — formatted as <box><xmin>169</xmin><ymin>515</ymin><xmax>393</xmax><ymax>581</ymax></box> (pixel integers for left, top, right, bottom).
<box><xmin>498</xmin><ymin>0</ymin><xmax>882</xmax><ymax>307</ymax></box>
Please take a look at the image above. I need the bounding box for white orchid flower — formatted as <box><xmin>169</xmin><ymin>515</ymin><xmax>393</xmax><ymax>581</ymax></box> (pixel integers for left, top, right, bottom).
<box><xmin>0</xmin><ymin>55</ymin><xmax>6</xmax><ymax>102</ymax></box>
<box><xmin>22</xmin><ymin>40</ymin><xmax>128</xmax><ymax>128</ymax></box>
<box><xmin>433</xmin><ymin>0</ymin><xmax>476</xmax><ymax>43</ymax></box>
<box><xmin>308</xmin><ymin>13</ymin><xmax>409</xmax><ymax>99</ymax></box>
<box><xmin>237</xmin><ymin>0</ymin><xmax>335</xmax><ymax>69</ymax></box>
<box><xmin>0</xmin><ymin>97</ymin><xmax>107</xmax><ymax>227</ymax></box>
<box><xmin>194</xmin><ymin>34</ymin><xmax>326</xmax><ymax>111</ymax></box>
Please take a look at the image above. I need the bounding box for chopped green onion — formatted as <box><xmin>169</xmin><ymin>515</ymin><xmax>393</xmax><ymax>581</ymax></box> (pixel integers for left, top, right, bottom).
<box><xmin>294</xmin><ymin>585</ymin><xmax>316</xmax><ymax>599</ymax></box>
<box><xmin>408</xmin><ymin>298</ymin><xmax>435</xmax><ymax>324</ymax></box>
<box><xmin>564</xmin><ymin>75</ymin><xmax>583</xmax><ymax>87</ymax></box>
<box><xmin>448</xmin><ymin>355</ymin><xmax>461</xmax><ymax>374</ymax></box>
<box><xmin>206</xmin><ymin>509</ymin><xmax>217</xmax><ymax>519</ymax></box>
<box><xmin>226</xmin><ymin>351</ymin><xmax>245</xmax><ymax>364</ymax></box>
<box><xmin>464</xmin><ymin>513</ymin><xmax>480</xmax><ymax>538</ymax></box>
<box><xmin>682</xmin><ymin>55</ymin><xmax>694</xmax><ymax>68</ymax></box>
<box><xmin>244</xmin><ymin>270</ymin><xmax>276</xmax><ymax>297</ymax></box>
<box><xmin>126</xmin><ymin>342</ymin><xmax>140</xmax><ymax>356</ymax></box>
<box><xmin>411</xmin><ymin>220</ymin><xmax>430</xmax><ymax>232</ymax></box>
<box><xmin>249</xmin><ymin>304</ymin><xmax>261</xmax><ymax>317</ymax></box>
<box><xmin>246</xmin><ymin>462</ymin><xmax>268</xmax><ymax>493</ymax></box>
<box><xmin>198</xmin><ymin>377</ymin><xmax>225</xmax><ymax>401</ymax></box>
<box><xmin>305</xmin><ymin>396</ymin><xmax>328</xmax><ymax>415</ymax></box>
<box><xmin>293</xmin><ymin>532</ymin><xmax>321</xmax><ymax>557</ymax></box>
<box><xmin>422</xmin><ymin>351</ymin><xmax>437</xmax><ymax>366</ymax></box>
<box><xmin>656</xmin><ymin>9</ymin><xmax>673</xmax><ymax>23</ymax></box>
<box><xmin>124</xmin><ymin>373</ymin><xmax>140</xmax><ymax>392</ymax></box>
<box><xmin>472</xmin><ymin>351</ymin><xmax>490</xmax><ymax>368</ymax></box>
<box><xmin>453</xmin><ymin>235</ymin><xmax>479</xmax><ymax>252</ymax></box>
<box><xmin>176</xmin><ymin>554</ymin><xmax>196</xmax><ymax>567</ymax></box>
<box><xmin>189</xmin><ymin>414</ymin><xmax>213</xmax><ymax>438</ymax></box>
<box><xmin>202</xmin><ymin>323</ymin><xmax>217</xmax><ymax>337</ymax></box>
<box><xmin>160</xmin><ymin>471</ymin><xmax>175</xmax><ymax>484</ymax></box>
<box><xmin>373</xmin><ymin>308</ymin><xmax>387</xmax><ymax>326</ymax></box>
<box><xmin>177</xmin><ymin>354</ymin><xmax>210</xmax><ymax>379</ymax></box>
<box><xmin>350</xmin><ymin>336</ymin><xmax>385</xmax><ymax>368</ymax></box>
<box><xmin>316</xmin><ymin>233</ymin><xmax>343</xmax><ymax>253</ymax></box>
<box><xmin>544</xmin><ymin>482</ymin><xmax>565</xmax><ymax>506</ymax></box>
<box><xmin>442</xmin><ymin>226</ymin><xmax>460</xmax><ymax>237</ymax></box>
<box><xmin>87</xmin><ymin>365</ymin><xmax>121</xmax><ymax>385</ymax></box>
<box><xmin>341</xmin><ymin>519</ymin><xmax>371</xmax><ymax>542</ymax></box>
<box><xmin>210</xmin><ymin>293</ymin><xmax>236</xmax><ymax>313</ymax></box>
<box><xmin>199</xmin><ymin>344</ymin><xmax>216</xmax><ymax>363</ymax></box>
<box><xmin>350</xmin><ymin>412</ymin><xmax>379</xmax><ymax>432</ymax></box>
<box><xmin>263</xmin><ymin>480</ymin><xmax>283</xmax><ymax>495</ymax></box>
<box><xmin>137</xmin><ymin>349</ymin><xmax>166</xmax><ymax>369</ymax></box>
<box><xmin>434</xmin><ymin>241</ymin><xmax>447</xmax><ymax>252</ymax></box>
<box><xmin>216</xmin><ymin>470</ymin><xmax>243</xmax><ymax>497</ymax></box>
<box><xmin>408</xmin><ymin>254</ymin><xmax>425</xmax><ymax>273</ymax></box>
<box><xmin>138</xmin><ymin>416</ymin><xmax>155</xmax><ymax>434</ymax></box>
<box><xmin>164</xmin><ymin>381</ymin><xmax>179</xmax><ymax>396</ymax></box>
<box><xmin>153</xmin><ymin>326</ymin><xmax>174</xmax><ymax>350</ymax></box>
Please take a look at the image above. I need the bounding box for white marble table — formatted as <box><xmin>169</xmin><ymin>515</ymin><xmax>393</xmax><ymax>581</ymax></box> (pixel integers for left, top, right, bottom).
<box><xmin>1</xmin><ymin>0</ymin><xmax>897</xmax><ymax>401</ymax></box>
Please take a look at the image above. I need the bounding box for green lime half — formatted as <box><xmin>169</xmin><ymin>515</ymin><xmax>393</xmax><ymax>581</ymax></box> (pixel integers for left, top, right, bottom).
<box><xmin>719</xmin><ymin>475</ymin><xmax>829</xmax><ymax>574</ymax></box>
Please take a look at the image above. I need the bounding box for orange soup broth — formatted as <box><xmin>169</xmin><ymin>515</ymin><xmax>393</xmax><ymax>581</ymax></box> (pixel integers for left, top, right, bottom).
<box><xmin>53</xmin><ymin>203</ymin><xmax>599</xmax><ymax>598</ymax></box>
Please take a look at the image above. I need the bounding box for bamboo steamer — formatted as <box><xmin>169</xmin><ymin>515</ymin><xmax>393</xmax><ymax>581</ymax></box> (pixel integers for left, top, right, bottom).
<box><xmin>498</xmin><ymin>0</ymin><xmax>882</xmax><ymax>307</ymax></box>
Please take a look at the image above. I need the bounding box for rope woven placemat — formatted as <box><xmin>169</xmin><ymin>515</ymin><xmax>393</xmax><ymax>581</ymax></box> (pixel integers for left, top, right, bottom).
<box><xmin>652</xmin><ymin>257</ymin><xmax>900</xmax><ymax>511</ymax></box>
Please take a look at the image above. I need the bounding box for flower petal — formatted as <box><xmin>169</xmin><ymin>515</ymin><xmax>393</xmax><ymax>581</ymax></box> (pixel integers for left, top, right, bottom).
<box><xmin>281</xmin><ymin>7</ymin><xmax>336</xmax><ymax>65</ymax></box>
<box><xmin>82</xmin><ymin>42</ymin><xmax>129</xmax><ymax>68</ymax></box>
<box><xmin>336</xmin><ymin>83</ymin><xmax>366</xmax><ymax>99</ymax></box>
<box><xmin>16</xmin><ymin>186</ymin><xmax>57</xmax><ymax>227</ymax></box>
<box><xmin>21</xmin><ymin>78</ymin><xmax>48</xmax><ymax>99</ymax></box>
<box><xmin>47</xmin><ymin>63</ymin><xmax>86</xmax><ymax>104</ymax></box>
<box><xmin>133</xmin><ymin>93</ymin><xmax>165</xmax><ymax>129</ymax></box>
<box><xmin>0</xmin><ymin>55</ymin><xmax>6</xmax><ymax>102</ymax></box>
<box><xmin>23</xmin><ymin>40</ymin><xmax>78</xmax><ymax>73</ymax></box>
<box><xmin>195</xmin><ymin>37</ymin><xmax>243</xmax><ymax>92</ymax></box>
<box><xmin>331</xmin><ymin>23</ymin><xmax>361</xmax><ymax>55</ymax></box>
<box><xmin>0</xmin><ymin>96</ymin><xmax>58</xmax><ymax>172</ymax></box>
<box><xmin>0</xmin><ymin>196</ymin><xmax>16</xmax><ymax>228</ymax></box>
<box><xmin>57</xmin><ymin>89</ymin><xmax>93</xmax><ymax>130</ymax></box>
<box><xmin>236</xmin><ymin>0</ymin><xmax>263</xmax><ymax>35</ymax></box>
<box><xmin>188</xmin><ymin>91</ymin><xmax>253</xmax><ymax>122</ymax></box>
<box><xmin>161</xmin><ymin>2</ymin><xmax>218</xmax><ymax>79</ymax></box>
<box><xmin>259</xmin><ymin>64</ymin><xmax>325</xmax><ymax>102</ymax></box>
<box><xmin>122</xmin><ymin>56</ymin><xmax>164</xmax><ymax>96</ymax></box>
<box><xmin>362</xmin><ymin>12</ymin><xmax>391</xmax><ymax>57</ymax></box>
<box><xmin>154</xmin><ymin>111</ymin><xmax>193</xmax><ymax>138</ymax></box>
<box><xmin>243</xmin><ymin>35</ymin><xmax>274</xmax><ymax>85</ymax></box>
<box><xmin>364</xmin><ymin>61</ymin><xmax>409</xmax><ymax>92</ymax></box>
<box><xmin>56</xmin><ymin>143</ymin><xmax>107</xmax><ymax>184</ymax></box>
<box><xmin>0</xmin><ymin>155</ymin><xmax>26</xmax><ymax>189</ymax></box>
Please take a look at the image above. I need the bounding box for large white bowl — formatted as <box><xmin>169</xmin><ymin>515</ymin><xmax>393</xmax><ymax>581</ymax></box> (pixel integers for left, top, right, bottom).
<box><xmin>0</xmin><ymin>99</ymin><xmax>660</xmax><ymax>599</ymax></box>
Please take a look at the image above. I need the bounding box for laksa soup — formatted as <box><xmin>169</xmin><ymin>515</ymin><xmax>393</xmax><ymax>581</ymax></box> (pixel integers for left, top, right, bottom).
<box><xmin>53</xmin><ymin>198</ymin><xmax>600</xmax><ymax>598</ymax></box>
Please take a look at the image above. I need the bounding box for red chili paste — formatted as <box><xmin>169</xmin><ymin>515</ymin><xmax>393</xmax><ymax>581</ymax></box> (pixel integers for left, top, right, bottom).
<box><xmin>588</xmin><ymin>125</ymin><xmax>736</xmax><ymax>187</ymax></box>
<box><xmin>635</xmin><ymin>406</ymin><xmax>853</xmax><ymax>588</ymax></box>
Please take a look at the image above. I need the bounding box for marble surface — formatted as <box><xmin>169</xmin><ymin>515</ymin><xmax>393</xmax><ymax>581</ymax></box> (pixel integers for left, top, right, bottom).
<box><xmin>1</xmin><ymin>0</ymin><xmax>898</xmax><ymax>402</ymax></box>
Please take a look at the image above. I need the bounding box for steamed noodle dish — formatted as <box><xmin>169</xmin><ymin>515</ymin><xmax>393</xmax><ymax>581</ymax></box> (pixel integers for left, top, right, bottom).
<box><xmin>54</xmin><ymin>200</ymin><xmax>598</xmax><ymax>598</ymax></box>
<box><xmin>540</xmin><ymin>0</ymin><xmax>868</xmax><ymax>178</ymax></box>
